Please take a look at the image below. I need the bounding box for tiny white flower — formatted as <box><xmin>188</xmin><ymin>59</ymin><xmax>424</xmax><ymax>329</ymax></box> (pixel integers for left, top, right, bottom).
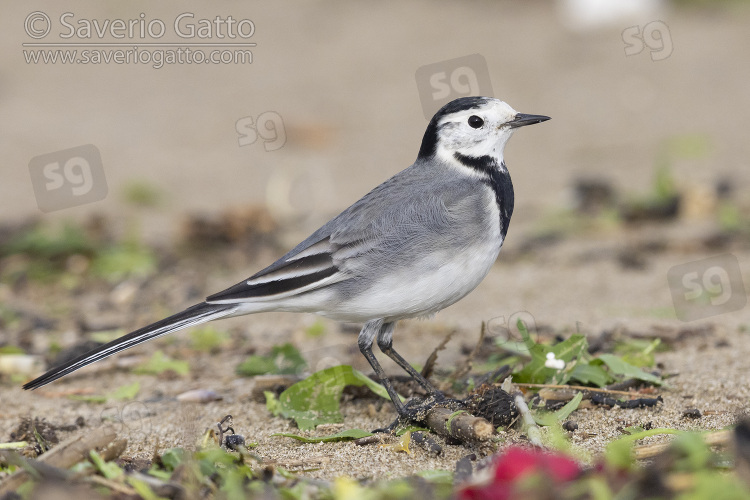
<box><xmin>544</xmin><ymin>352</ymin><xmax>565</xmax><ymax>370</ymax></box>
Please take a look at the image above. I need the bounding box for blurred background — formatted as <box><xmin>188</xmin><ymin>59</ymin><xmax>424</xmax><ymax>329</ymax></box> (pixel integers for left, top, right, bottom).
<box><xmin>1</xmin><ymin>0</ymin><xmax>749</xmax><ymax>368</ymax></box>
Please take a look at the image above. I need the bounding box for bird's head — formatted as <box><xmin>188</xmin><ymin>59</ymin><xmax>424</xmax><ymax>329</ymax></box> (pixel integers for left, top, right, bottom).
<box><xmin>418</xmin><ymin>96</ymin><xmax>549</xmax><ymax>167</ymax></box>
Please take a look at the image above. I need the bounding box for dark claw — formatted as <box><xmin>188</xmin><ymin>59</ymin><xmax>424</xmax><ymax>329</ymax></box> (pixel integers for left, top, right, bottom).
<box><xmin>371</xmin><ymin>392</ymin><xmax>466</xmax><ymax>433</ymax></box>
<box><xmin>217</xmin><ymin>414</ymin><xmax>235</xmax><ymax>447</ymax></box>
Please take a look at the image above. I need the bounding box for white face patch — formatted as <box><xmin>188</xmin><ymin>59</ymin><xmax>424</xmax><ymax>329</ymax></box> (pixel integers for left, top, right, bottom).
<box><xmin>434</xmin><ymin>99</ymin><xmax>519</xmax><ymax>166</ymax></box>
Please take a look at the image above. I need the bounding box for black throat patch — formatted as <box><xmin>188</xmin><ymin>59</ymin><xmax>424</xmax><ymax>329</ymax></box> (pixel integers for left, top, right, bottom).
<box><xmin>453</xmin><ymin>152</ymin><xmax>514</xmax><ymax>239</ymax></box>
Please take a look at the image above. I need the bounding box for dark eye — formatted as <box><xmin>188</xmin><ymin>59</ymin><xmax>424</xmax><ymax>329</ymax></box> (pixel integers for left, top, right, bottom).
<box><xmin>468</xmin><ymin>115</ymin><xmax>484</xmax><ymax>128</ymax></box>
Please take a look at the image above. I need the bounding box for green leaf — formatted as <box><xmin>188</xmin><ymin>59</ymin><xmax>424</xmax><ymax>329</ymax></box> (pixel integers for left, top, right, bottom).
<box><xmin>0</xmin><ymin>442</ymin><xmax>28</xmax><ymax>449</ymax></box>
<box><xmin>108</xmin><ymin>381</ymin><xmax>140</xmax><ymax>401</ymax></box>
<box><xmin>147</xmin><ymin>467</ymin><xmax>173</xmax><ymax>481</ymax></box>
<box><xmin>237</xmin><ymin>355</ymin><xmax>276</xmax><ymax>376</ymax></box>
<box><xmin>605</xmin><ymin>428</ymin><xmax>681</xmax><ymax>469</ymax></box>
<box><xmin>614</xmin><ymin>338</ymin><xmax>661</xmax><ymax>368</ymax></box>
<box><xmin>671</xmin><ymin>432</ymin><xmax>712</xmax><ymax>471</ymax></box>
<box><xmin>415</xmin><ymin>469</ymin><xmax>454</xmax><ymax>484</ymax></box>
<box><xmin>236</xmin><ymin>343</ymin><xmax>306</xmax><ymax>376</ymax></box>
<box><xmin>265</xmin><ymin>391</ymin><xmax>281</xmax><ymax>416</ymax></box>
<box><xmin>553</xmin><ymin>392</ymin><xmax>583</xmax><ymax>421</ymax></box>
<box><xmin>595</xmin><ymin>354</ymin><xmax>663</xmax><ymax>386</ymax></box>
<box><xmin>534</xmin><ymin>392</ymin><xmax>583</xmax><ymax>426</ymax></box>
<box><xmin>134</xmin><ymin>350</ymin><xmax>189</xmax><ymax>376</ymax></box>
<box><xmin>127</xmin><ymin>477</ymin><xmax>169</xmax><ymax>500</ymax></box>
<box><xmin>570</xmin><ymin>363</ymin><xmax>611</xmax><ymax>387</ymax></box>
<box><xmin>274</xmin><ymin>365</ymin><xmax>399</xmax><ymax>430</ymax></box>
<box><xmin>492</xmin><ymin>339</ymin><xmax>531</xmax><ymax>356</ymax></box>
<box><xmin>396</xmin><ymin>425</ymin><xmax>429</xmax><ymax>436</ymax></box>
<box><xmin>89</xmin><ymin>450</ymin><xmax>122</xmax><ymax>480</ymax></box>
<box><xmin>159</xmin><ymin>448</ymin><xmax>187</xmax><ymax>472</ymax></box>
<box><xmin>272</xmin><ymin>428</ymin><xmax>373</xmax><ymax>443</ymax></box>
<box><xmin>517</xmin><ymin>319</ymin><xmax>537</xmax><ymax>351</ymax></box>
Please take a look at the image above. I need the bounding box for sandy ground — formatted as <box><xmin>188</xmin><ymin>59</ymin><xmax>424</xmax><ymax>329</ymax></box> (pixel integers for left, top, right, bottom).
<box><xmin>1</xmin><ymin>0</ymin><xmax>750</xmax><ymax>483</ymax></box>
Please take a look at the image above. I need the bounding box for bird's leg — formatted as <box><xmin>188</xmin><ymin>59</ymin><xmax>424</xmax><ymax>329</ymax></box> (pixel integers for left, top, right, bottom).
<box><xmin>357</xmin><ymin>319</ymin><xmax>406</xmax><ymax>415</ymax></box>
<box><xmin>362</xmin><ymin>321</ymin><xmax>465</xmax><ymax>432</ymax></box>
<box><xmin>376</xmin><ymin>321</ymin><xmax>439</xmax><ymax>395</ymax></box>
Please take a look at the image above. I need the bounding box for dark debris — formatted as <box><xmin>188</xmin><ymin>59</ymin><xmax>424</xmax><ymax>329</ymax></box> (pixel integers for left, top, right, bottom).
<box><xmin>464</xmin><ymin>385</ymin><xmax>517</xmax><ymax>427</ymax></box>
<box><xmin>590</xmin><ymin>394</ymin><xmax>663</xmax><ymax>409</ymax></box>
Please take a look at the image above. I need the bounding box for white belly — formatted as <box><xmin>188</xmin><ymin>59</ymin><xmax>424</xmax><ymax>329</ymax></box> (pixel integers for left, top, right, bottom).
<box><xmin>324</xmin><ymin>225</ymin><xmax>503</xmax><ymax>322</ymax></box>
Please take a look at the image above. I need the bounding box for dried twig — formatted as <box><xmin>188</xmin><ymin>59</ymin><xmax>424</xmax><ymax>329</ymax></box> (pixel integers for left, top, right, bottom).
<box><xmin>0</xmin><ymin>442</ymin><xmax>28</xmax><ymax>450</ymax></box>
<box><xmin>354</xmin><ymin>434</ymin><xmax>384</xmax><ymax>446</ymax></box>
<box><xmin>0</xmin><ymin>426</ymin><xmax>117</xmax><ymax>494</ymax></box>
<box><xmin>99</xmin><ymin>438</ymin><xmax>128</xmax><ymax>462</ymax></box>
<box><xmin>634</xmin><ymin>430</ymin><xmax>731</xmax><ymax>459</ymax></box>
<box><xmin>514</xmin><ymin>394</ymin><xmax>543</xmax><ymax>447</ymax></box>
<box><xmin>88</xmin><ymin>475</ymin><xmax>138</xmax><ymax>496</ymax></box>
<box><xmin>423</xmin><ymin>406</ymin><xmax>494</xmax><ymax>442</ymax></box>
<box><xmin>128</xmin><ymin>471</ymin><xmax>186</xmax><ymax>498</ymax></box>
<box><xmin>449</xmin><ymin>323</ymin><xmax>486</xmax><ymax>384</ymax></box>
<box><xmin>263</xmin><ymin>455</ymin><xmax>330</xmax><ymax>469</ymax></box>
<box><xmin>421</xmin><ymin>330</ymin><xmax>455</xmax><ymax>380</ymax></box>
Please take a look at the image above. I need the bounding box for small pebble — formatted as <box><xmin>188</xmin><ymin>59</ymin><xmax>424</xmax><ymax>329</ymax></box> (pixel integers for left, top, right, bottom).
<box><xmin>682</xmin><ymin>408</ymin><xmax>702</xmax><ymax>419</ymax></box>
<box><xmin>0</xmin><ymin>354</ymin><xmax>44</xmax><ymax>376</ymax></box>
<box><xmin>454</xmin><ymin>454</ymin><xmax>475</xmax><ymax>485</ymax></box>
<box><xmin>563</xmin><ymin>420</ymin><xmax>578</xmax><ymax>432</ymax></box>
<box><xmin>354</xmin><ymin>435</ymin><xmax>383</xmax><ymax>446</ymax></box>
<box><xmin>176</xmin><ymin>389</ymin><xmax>223</xmax><ymax>403</ymax></box>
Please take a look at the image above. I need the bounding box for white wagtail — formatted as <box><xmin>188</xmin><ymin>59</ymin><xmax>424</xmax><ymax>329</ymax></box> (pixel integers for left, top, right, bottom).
<box><xmin>24</xmin><ymin>97</ymin><xmax>549</xmax><ymax>418</ymax></box>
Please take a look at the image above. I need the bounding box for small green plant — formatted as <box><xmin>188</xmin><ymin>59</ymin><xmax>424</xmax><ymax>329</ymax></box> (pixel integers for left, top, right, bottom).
<box><xmin>121</xmin><ymin>180</ymin><xmax>163</xmax><ymax>207</ymax></box>
<box><xmin>67</xmin><ymin>381</ymin><xmax>141</xmax><ymax>404</ymax></box>
<box><xmin>134</xmin><ymin>350</ymin><xmax>189</xmax><ymax>376</ymax></box>
<box><xmin>189</xmin><ymin>326</ymin><xmax>231</xmax><ymax>352</ymax></box>
<box><xmin>305</xmin><ymin>320</ymin><xmax>327</xmax><ymax>338</ymax></box>
<box><xmin>512</xmin><ymin>320</ymin><xmax>663</xmax><ymax>388</ymax></box>
<box><xmin>0</xmin><ymin>220</ymin><xmax>158</xmax><ymax>284</ymax></box>
<box><xmin>0</xmin><ymin>222</ymin><xmax>96</xmax><ymax>260</ymax></box>
<box><xmin>235</xmin><ymin>343</ymin><xmax>306</xmax><ymax>377</ymax></box>
<box><xmin>90</xmin><ymin>238</ymin><xmax>157</xmax><ymax>283</ymax></box>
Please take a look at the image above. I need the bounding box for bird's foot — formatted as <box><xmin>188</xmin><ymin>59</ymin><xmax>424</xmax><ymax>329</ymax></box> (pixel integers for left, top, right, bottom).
<box><xmin>372</xmin><ymin>391</ymin><xmax>466</xmax><ymax>433</ymax></box>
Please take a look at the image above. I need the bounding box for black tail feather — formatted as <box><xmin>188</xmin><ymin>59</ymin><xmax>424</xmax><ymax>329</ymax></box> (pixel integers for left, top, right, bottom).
<box><xmin>23</xmin><ymin>302</ymin><xmax>236</xmax><ymax>390</ymax></box>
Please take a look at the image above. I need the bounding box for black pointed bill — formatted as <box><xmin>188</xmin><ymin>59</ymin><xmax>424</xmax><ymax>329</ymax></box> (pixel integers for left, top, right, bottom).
<box><xmin>508</xmin><ymin>113</ymin><xmax>550</xmax><ymax>129</ymax></box>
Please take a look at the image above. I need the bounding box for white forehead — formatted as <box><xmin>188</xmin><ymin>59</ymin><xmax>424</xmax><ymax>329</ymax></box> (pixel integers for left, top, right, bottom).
<box><xmin>437</xmin><ymin>99</ymin><xmax>519</xmax><ymax>126</ymax></box>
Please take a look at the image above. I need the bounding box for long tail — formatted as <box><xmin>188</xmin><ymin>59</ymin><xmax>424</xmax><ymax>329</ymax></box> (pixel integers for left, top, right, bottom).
<box><xmin>23</xmin><ymin>302</ymin><xmax>239</xmax><ymax>390</ymax></box>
